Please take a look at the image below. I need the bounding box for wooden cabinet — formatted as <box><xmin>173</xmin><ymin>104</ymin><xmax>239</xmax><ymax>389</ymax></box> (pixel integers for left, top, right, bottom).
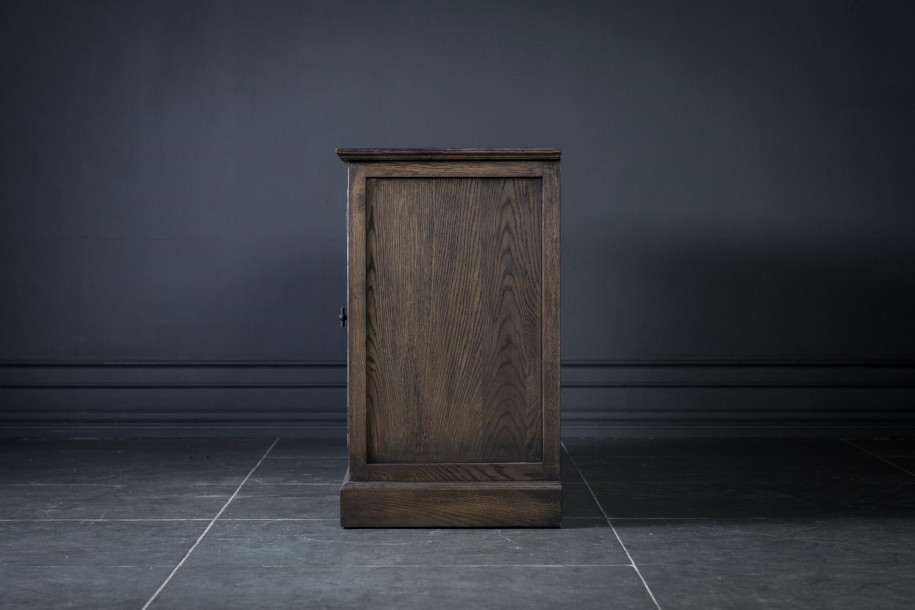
<box><xmin>338</xmin><ymin>149</ymin><xmax>561</xmax><ymax>527</ymax></box>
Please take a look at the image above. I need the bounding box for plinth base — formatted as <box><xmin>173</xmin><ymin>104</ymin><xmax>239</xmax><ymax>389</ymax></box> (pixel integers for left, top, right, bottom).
<box><xmin>340</xmin><ymin>472</ymin><xmax>561</xmax><ymax>528</ymax></box>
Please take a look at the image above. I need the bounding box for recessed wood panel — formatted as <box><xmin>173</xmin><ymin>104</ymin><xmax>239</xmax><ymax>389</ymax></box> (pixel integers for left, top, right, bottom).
<box><xmin>364</xmin><ymin>177</ymin><xmax>543</xmax><ymax>464</ymax></box>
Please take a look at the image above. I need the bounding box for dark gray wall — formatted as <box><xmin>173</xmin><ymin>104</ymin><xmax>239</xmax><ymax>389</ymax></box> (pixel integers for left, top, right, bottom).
<box><xmin>2</xmin><ymin>0</ymin><xmax>914</xmax><ymax>436</ymax></box>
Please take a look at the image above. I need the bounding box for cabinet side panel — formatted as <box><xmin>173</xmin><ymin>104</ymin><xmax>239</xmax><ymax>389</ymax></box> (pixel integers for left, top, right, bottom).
<box><xmin>365</xmin><ymin>178</ymin><xmax>542</xmax><ymax>464</ymax></box>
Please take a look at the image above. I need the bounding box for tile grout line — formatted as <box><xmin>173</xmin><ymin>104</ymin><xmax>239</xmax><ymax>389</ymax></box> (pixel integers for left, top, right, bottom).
<box><xmin>246</xmin><ymin>483</ymin><xmax>341</xmax><ymax>486</ymax></box>
<box><xmin>562</xmin><ymin>441</ymin><xmax>663</xmax><ymax>610</ymax></box>
<box><xmin>265</xmin><ymin>456</ymin><xmax>347</xmax><ymax>459</ymax></box>
<box><xmin>356</xmin><ymin>564</ymin><xmax>636</xmax><ymax>568</ymax></box>
<box><xmin>0</xmin><ymin>519</ymin><xmax>212</xmax><ymax>522</ymax></box>
<box><xmin>606</xmin><ymin>517</ymin><xmax>712</xmax><ymax>521</ymax></box>
<box><xmin>0</xmin><ymin>518</ymin><xmax>339</xmax><ymax>522</ymax></box>
<box><xmin>841</xmin><ymin>438</ymin><xmax>915</xmax><ymax>478</ymax></box>
<box><xmin>205</xmin><ymin>517</ymin><xmax>338</xmax><ymax>521</ymax></box>
<box><xmin>139</xmin><ymin>438</ymin><xmax>279</xmax><ymax>610</ymax></box>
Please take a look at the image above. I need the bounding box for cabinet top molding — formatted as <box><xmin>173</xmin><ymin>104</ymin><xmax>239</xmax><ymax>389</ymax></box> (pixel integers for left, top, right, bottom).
<box><xmin>336</xmin><ymin>148</ymin><xmax>561</xmax><ymax>162</ymax></box>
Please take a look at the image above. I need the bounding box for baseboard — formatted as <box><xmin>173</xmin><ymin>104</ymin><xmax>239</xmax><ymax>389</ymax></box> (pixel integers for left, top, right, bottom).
<box><xmin>561</xmin><ymin>360</ymin><xmax>915</xmax><ymax>437</ymax></box>
<box><xmin>0</xmin><ymin>360</ymin><xmax>346</xmax><ymax>438</ymax></box>
<box><xmin>2</xmin><ymin>359</ymin><xmax>915</xmax><ymax>439</ymax></box>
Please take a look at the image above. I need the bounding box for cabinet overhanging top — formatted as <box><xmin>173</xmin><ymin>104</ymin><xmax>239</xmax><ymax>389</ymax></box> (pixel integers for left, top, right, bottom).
<box><xmin>336</xmin><ymin>148</ymin><xmax>561</xmax><ymax>162</ymax></box>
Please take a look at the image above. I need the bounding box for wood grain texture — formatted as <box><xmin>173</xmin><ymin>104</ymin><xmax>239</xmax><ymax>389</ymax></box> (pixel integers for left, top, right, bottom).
<box><xmin>341</xmin><ymin>475</ymin><xmax>561</xmax><ymax>528</ymax></box>
<box><xmin>365</xmin><ymin>177</ymin><xmax>543</xmax><ymax>464</ymax></box>
<box><xmin>342</xmin><ymin>150</ymin><xmax>560</xmax><ymax>526</ymax></box>
<box><xmin>337</xmin><ymin>148</ymin><xmax>560</xmax><ymax>162</ymax></box>
<box><xmin>364</xmin><ymin>462</ymin><xmax>547</xmax><ymax>482</ymax></box>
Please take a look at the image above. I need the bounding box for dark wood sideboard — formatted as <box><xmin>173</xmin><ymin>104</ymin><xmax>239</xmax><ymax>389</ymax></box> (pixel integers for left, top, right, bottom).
<box><xmin>338</xmin><ymin>148</ymin><xmax>561</xmax><ymax>527</ymax></box>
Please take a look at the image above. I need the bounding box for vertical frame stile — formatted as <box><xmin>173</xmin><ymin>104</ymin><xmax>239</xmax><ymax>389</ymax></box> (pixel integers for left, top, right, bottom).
<box><xmin>541</xmin><ymin>160</ymin><xmax>561</xmax><ymax>480</ymax></box>
<box><xmin>347</xmin><ymin>163</ymin><xmax>368</xmax><ymax>480</ymax></box>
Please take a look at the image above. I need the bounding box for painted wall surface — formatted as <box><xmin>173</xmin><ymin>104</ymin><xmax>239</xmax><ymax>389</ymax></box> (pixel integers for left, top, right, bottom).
<box><xmin>2</xmin><ymin>1</ymin><xmax>914</xmax><ymax>436</ymax></box>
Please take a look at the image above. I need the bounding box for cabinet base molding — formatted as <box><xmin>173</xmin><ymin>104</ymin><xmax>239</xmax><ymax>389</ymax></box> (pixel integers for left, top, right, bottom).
<box><xmin>340</xmin><ymin>473</ymin><xmax>561</xmax><ymax>528</ymax></box>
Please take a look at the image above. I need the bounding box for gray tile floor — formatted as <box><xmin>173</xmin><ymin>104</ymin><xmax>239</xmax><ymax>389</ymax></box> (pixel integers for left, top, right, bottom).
<box><xmin>1</xmin><ymin>437</ymin><xmax>914</xmax><ymax>609</ymax></box>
